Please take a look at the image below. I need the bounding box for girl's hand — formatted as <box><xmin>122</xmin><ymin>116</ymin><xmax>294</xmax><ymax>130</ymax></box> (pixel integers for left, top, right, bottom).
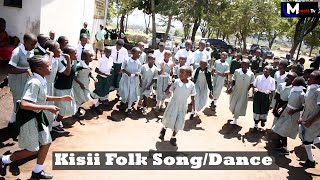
<box><xmin>26</xmin><ymin>69</ymin><xmax>33</xmax><ymax>77</ymax></box>
<box><xmin>165</xmin><ymin>90</ymin><xmax>170</xmax><ymax>94</ymax></box>
<box><xmin>62</xmin><ymin>54</ymin><xmax>71</xmax><ymax>61</ymax></box>
<box><xmin>46</xmin><ymin>48</ymin><xmax>54</xmax><ymax>56</ymax></box>
<box><xmin>47</xmin><ymin>105</ymin><xmax>60</xmax><ymax>114</ymax></box>
<box><xmin>61</xmin><ymin>95</ymin><xmax>73</xmax><ymax>102</ymax></box>
<box><xmin>297</xmin><ymin>118</ymin><xmax>302</xmax><ymax>124</ymax></box>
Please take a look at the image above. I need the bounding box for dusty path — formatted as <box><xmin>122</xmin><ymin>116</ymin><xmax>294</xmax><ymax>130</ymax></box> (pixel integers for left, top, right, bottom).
<box><xmin>0</xmin><ymin>60</ymin><xmax>319</xmax><ymax>180</ymax></box>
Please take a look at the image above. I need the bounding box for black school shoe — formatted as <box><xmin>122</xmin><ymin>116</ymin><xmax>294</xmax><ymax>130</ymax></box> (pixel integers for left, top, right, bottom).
<box><xmin>251</xmin><ymin>127</ymin><xmax>258</xmax><ymax>133</ymax></box>
<box><xmin>159</xmin><ymin>128</ymin><xmax>166</xmax><ymax>140</ymax></box>
<box><xmin>31</xmin><ymin>170</ymin><xmax>53</xmax><ymax>179</ymax></box>
<box><xmin>299</xmin><ymin>159</ymin><xmax>316</xmax><ymax>168</ymax></box>
<box><xmin>0</xmin><ymin>77</ymin><xmax>8</xmax><ymax>88</ymax></box>
<box><xmin>170</xmin><ymin>138</ymin><xmax>177</xmax><ymax>146</ymax></box>
<box><xmin>0</xmin><ymin>156</ymin><xmax>8</xmax><ymax>176</ymax></box>
<box><xmin>127</xmin><ymin>109</ymin><xmax>133</xmax><ymax>116</ymax></box>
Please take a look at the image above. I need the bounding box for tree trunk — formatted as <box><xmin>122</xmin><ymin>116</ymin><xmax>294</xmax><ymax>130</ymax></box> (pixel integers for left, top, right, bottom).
<box><xmin>191</xmin><ymin>18</ymin><xmax>200</xmax><ymax>42</ymax></box>
<box><xmin>163</xmin><ymin>14</ymin><xmax>173</xmax><ymax>43</ymax></box>
<box><xmin>309</xmin><ymin>45</ymin><xmax>314</xmax><ymax>57</ymax></box>
<box><xmin>217</xmin><ymin>29</ymin><xmax>220</xmax><ymax>38</ymax></box>
<box><xmin>241</xmin><ymin>34</ymin><xmax>247</xmax><ymax>54</ymax></box>
<box><xmin>125</xmin><ymin>14</ymin><xmax>129</xmax><ymax>32</ymax></box>
<box><xmin>268</xmin><ymin>32</ymin><xmax>277</xmax><ymax>49</ymax></box>
<box><xmin>151</xmin><ymin>0</ymin><xmax>157</xmax><ymax>49</ymax></box>
<box><xmin>120</xmin><ymin>14</ymin><xmax>125</xmax><ymax>32</ymax></box>
<box><xmin>289</xmin><ymin>42</ymin><xmax>299</xmax><ymax>57</ymax></box>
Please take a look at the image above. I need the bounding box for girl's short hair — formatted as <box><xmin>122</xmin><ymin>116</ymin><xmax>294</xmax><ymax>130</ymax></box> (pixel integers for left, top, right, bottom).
<box><xmin>44</xmin><ymin>40</ymin><xmax>57</xmax><ymax>51</ymax></box>
<box><xmin>28</xmin><ymin>55</ymin><xmax>44</xmax><ymax>72</ymax></box>
<box><xmin>293</xmin><ymin>76</ymin><xmax>306</xmax><ymax>87</ymax></box>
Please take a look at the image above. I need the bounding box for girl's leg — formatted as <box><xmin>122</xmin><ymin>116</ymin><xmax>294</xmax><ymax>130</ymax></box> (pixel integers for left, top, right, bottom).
<box><xmin>31</xmin><ymin>144</ymin><xmax>53</xmax><ymax>178</ymax></box>
<box><xmin>300</xmin><ymin>141</ymin><xmax>316</xmax><ymax>168</ymax></box>
<box><xmin>4</xmin><ymin>149</ymin><xmax>37</xmax><ymax>163</ymax></box>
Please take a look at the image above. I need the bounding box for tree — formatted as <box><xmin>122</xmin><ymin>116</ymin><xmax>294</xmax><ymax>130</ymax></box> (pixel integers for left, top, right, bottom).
<box><xmin>106</xmin><ymin>0</ymin><xmax>117</xmax><ymax>23</ymax></box>
<box><xmin>304</xmin><ymin>26</ymin><xmax>320</xmax><ymax>57</ymax></box>
<box><xmin>288</xmin><ymin>17</ymin><xmax>319</xmax><ymax>56</ymax></box>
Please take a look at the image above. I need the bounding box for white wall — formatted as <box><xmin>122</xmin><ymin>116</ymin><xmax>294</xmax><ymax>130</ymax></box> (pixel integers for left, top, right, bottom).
<box><xmin>0</xmin><ymin>0</ymin><xmax>41</xmax><ymax>41</ymax></box>
<box><xmin>40</xmin><ymin>0</ymin><xmax>107</xmax><ymax>46</ymax></box>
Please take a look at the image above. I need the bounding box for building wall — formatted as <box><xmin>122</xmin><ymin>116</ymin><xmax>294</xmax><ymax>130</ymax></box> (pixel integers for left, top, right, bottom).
<box><xmin>40</xmin><ymin>0</ymin><xmax>107</xmax><ymax>46</ymax></box>
<box><xmin>0</xmin><ymin>0</ymin><xmax>42</xmax><ymax>41</ymax></box>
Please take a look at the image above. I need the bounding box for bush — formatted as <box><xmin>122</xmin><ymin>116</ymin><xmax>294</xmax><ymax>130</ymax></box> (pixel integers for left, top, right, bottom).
<box><xmin>126</xmin><ymin>33</ymin><xmax>149</xmax><ymax>44</ymax></box>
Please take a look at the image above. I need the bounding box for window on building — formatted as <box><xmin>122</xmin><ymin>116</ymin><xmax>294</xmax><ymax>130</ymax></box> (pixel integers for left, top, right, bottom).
<box><xmin>4</xmin><ymin>0</ymin><xmax>22</xmax><ymax>8</ymax></box>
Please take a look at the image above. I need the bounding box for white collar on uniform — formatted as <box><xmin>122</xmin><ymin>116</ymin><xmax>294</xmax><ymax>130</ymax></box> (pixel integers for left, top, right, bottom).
<box><xmin>38</xmin><ymin>45</ymin><xmax>46</xmax><ymax>53</ymax></box>
<box><xmin>291</xmin><ymin>86</ymin><xmax>305</xmax><ymax>93</ymax></box>
<box><xmin>239</xmin><ymin>69</ymin><xmax>252</xmax><ymax>75</ymax></box>
<box><xmin>33</xmin><ymin>73</ymin><xmax>46</xmax><ymax>85</ymax></box>
<box><xmin>145</xmin><ymin>64</ymin><xmax>155</xmax><ymax>71</ymax></box>
<box><xmin>307</xmin><ymin>84</ymin><xmax>319</xmax><ymax>90</ymax></box>
<box><xmin>81</xmin><ymin>60</ymin><xmax>89</xmax><ymax>68</ymax></box>
<box><xmin>178</xmin><ymin>79</ymin><xmax>192</xmax><ymax>88</ymax></box>
<box><xmin>20</xmin><ymin>44</ymin><xmax>28</xmax><ymax>55</ymax></box>
<box><xmin>284</xmin><ymin>84</ymin><xmax>292</xmax><ymax>88</ymax></box>
<box><xmin>279</xmin><ymin>72</ymin><xmax>287</xmax><ymax>79</ymax></box>
<box><xmin>129</xmin><ymin>58</ymin><xmax>139</xmax><ymax>63</ymax></box>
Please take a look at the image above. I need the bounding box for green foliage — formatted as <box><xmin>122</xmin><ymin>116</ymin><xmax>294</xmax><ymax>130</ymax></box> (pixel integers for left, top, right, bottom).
<box><xmin>304</xmin><ymin>26</ymin><xmax>320</xmax><ymax>48</ymax></box>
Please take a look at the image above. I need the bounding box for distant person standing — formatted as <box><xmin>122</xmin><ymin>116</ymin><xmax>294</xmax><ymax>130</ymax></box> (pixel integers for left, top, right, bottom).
<box><xmin>80</xmin><ymin>22</ymin><xmax>90</xmax><ymax>39</ymax></box>
<box><xmin>49</xmin><ymin>30</ymin><xmax>55</xmax><ymax>41</ymax></box>
<box><xmin>175</xmin><ymin>40</ymin><xmax>194</xmax><ymax>68</ymax></box>
<box><xmin>76</xmin><ymin>33</ymin><xmax>94</xmax><ymax>61</ymax></box>
<box><xmin>110</xmin><ymin>29</ymin><xmax>118</xmax><ymax>45</ymax></box>
<box><xmin>137</xmin><ymin>42</ymin><xmax>146</xmax><ymax>64</ymax></box>
<box><xmin>110</xmin><ymin>39</ymin><xmax>129</xmax><ymax>95</ymax></box>
<box><xmin>95</xmin><ymin>25</ymin><xmax>107</xmax><ymax>59</ymax></box>
<box><xmin>154</xmin><ymin>42</ymin><xmax>166</xmax><ymax>68</ymax></box>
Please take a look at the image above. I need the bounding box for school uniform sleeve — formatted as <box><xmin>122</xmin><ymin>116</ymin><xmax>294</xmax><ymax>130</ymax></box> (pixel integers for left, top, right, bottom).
<box><xmin>191</xmin><ymin>83</ymin><xmax>196</xmax><ymax>96</ymax></box>
<box><xmin>8</xmin><ymin>49</ymin><xmax>19</xmax><ymax>67</ymax></box>
<box><xmin>58</xmin><ymin>59</ymin><xmax>67</xmax><ymax>73</ymax></box>
<box><xmin>250</xmin><ymin>73</ymin><xmax>255</xmax><ymax>84</ymax></box>
<box><xmin>22</xmin><ymin>80</ymin><xmax>41</xmax><ymax>103</ymax></box>
<box><xmin>153</xmin><ymin>68</ymin><xmax>159</xmax><ymax>79</ymax></box>
<box><xmin>270</xmin><ymin>78</ymin><xmax>276</xmax><ymax>91</ymax></box>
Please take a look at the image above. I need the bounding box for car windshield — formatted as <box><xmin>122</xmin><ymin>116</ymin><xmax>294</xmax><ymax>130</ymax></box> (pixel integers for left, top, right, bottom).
<box><xmin>156</xmin><ymin>33</ymin><xmax>172</xmax><ymax>41</ymax></box>
<box><xmin>261</xmin><ymin>46</ymin><xmax>270</xmax><ymax>51</ymax></box>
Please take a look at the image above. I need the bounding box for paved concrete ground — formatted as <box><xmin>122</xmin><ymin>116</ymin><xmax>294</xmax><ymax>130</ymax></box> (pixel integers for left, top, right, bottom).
<box><xmin>0</xmin><ymin>60</ymin><xmax>319</xmax><ymax>180</ymax></box>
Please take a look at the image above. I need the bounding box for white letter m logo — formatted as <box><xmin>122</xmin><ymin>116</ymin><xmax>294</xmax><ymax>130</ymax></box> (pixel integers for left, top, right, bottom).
<box><xmin>287</xmin><ymin>3</ymin><xmax>299</xmax><ymax>15</ymax></box>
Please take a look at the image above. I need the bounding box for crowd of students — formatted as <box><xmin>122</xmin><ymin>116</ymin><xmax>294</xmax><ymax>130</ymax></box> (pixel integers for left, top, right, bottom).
<box><xmin>0</xmin><ymin>31</ymin><xmax>319</xmax><ymax>179</ymax></box>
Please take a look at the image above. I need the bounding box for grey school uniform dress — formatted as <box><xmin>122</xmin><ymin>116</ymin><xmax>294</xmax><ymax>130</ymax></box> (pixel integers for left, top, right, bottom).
<box><xmin>271</xmin><ymin>71</ymin><xmax>288</xmax><ymax>107</ymax></box>
<box><xmin>54</xmin><ymin>59</ymin><xmax>77</xmax><ymax>117</ymax></box>
<box><xmin>140</xmin><ymin>64</ymin><xmax>158</xmax><ymax>97</ymax></box>
<box><xmin>73</xmin><ymin>61</ymin><xmax>92</xmax><ymax>109</ymax></box>
<box><xmin>193</xmin><ymin>69</ymin><xmax>210</xmax><ymax>112</ymax></box>
<box><xmin>272</xmin><ymin>83</ymin><xmax>292</xmax><ymax>126</ymax></box>
<box><xmin>212</xmin><ymin>60</ymin><xmax>230</xmax><ymax>99</ymax></box>
<box><xmin>119</xmin><ymin>58</ymin><xmax>141</xmax><ymax>105</ymax></box>
<box><xmin>156</xmin><ymin>61</ymin><xmax>173</xmax><ymax>101</ymax></box>
<box><xmin>173</xmin><ymin>64</ymin><xmax>181</xmax><ymax>79</ymax></box>
<box><xmin>299</xmin><ymin>85</ymin><xmax>320</xmax><ymax>142</ymax></box>
<box><xmin>18</xmin><ymin>74</ymin><xmax>52</xmax><ymax>151</ymax></box>
<box><xmin>44</xmin><ymin>57</ymin><xmax>61</xmax><ymax>126</ymax></box>
<box><xmin>193</xmin><ymin>50</ymin><xmax>210</xmax><ymax>70</ymax></box>
<box><xmin>8</xmin><ymin>44</ymin><xmax>34</xmax><ymax>111</ymax></box>
<box><xmin>272</xmin><ymin>86</ymin><xmax>305</xmax><ymax>139</ymax></box>
<box><xmin>162</xmin><ymin>79</ymin><xmax>196</xmax><ymax>131</ymax></box>
<box><xmin>229</xmin><ymin>69</ymin><xmax>255</xmax><ymax>119</ymax></box>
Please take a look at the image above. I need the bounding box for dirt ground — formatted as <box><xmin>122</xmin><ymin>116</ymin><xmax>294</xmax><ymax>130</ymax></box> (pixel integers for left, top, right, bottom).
<box><xmin>0</xmin><ymin>58</ymin><xmax>319</xmax><ymax>180</ymax></box>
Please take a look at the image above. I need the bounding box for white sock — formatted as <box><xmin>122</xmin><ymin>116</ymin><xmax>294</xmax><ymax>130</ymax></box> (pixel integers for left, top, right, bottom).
<box><xmin>59</xmin><ymin>121</ymin><xmax>63</xmax><ymax>127</ymax></box>
<box><xmin>233</xmin><ymin>118</ymin><xmax>238</xmax><ymax>124</ymax></box>
<box><xmin>9</xmin><ymin>112</ymin><xmax>16</xmax><ymax>123</ymax></box>
<box><xmin>304</xmin><ymin>144</ymin><xmax>315</xmax><ymax>162</ymax></box>
<box><xmin>33</xmin><ymin>164</ymin><xmax>43</xmax><ymax>173</ymax></box>
<box><xmin>163</xmin><ymin>126</ymin><xmax>167</xmax><ymax>130</ymax></box>
<box><xmin>283</xmin><ymin>146</ymin><xmax>288</xmax><ymax>151</ymax></box>
<box><xmin>313</xmin><ymin>137</ymin><xmax>320</xmax><ymax>144</ymax></box>
<box><xmin>95</xmin><ymin>101</ymin><xmax>100</xmax><ymax>107</ymax></box>
<box><xmin>160</xmin><ymin>101</ymin><xmax>164</xmax><ymax>107</ymax></box>
<box><xmin>2</xmin><ymin>155</ymin><xmax>12</xmax><ymax>164</ymax></box>
<box><xmin>171</xmin><ymin>135</ymin><xmax>176</xmax><ymax>138</ymax></box>
<box><xmin>213</xmin><ymin>100</ymin><xmax>217</xmax><ymax>105</ymax></box>
<box><xmin>52</xmin><ymin>120</ymin><xmax>60</xmax><ymax>127</ymax></box>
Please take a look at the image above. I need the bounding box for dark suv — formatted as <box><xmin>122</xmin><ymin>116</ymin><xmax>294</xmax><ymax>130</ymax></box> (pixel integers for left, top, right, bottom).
<box><xmin>201</xmin><ymin>38</ymin><xmax>234</xmax><ymax>52</ymax></box>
